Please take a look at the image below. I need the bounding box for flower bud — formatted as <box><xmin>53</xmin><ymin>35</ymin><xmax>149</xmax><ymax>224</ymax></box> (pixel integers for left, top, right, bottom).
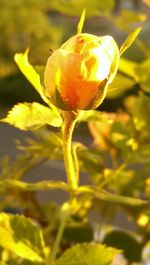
<box><xmin>44</xmin><ymin>33</ymin><xmax>119</xmax><ymax>110</ymax></box>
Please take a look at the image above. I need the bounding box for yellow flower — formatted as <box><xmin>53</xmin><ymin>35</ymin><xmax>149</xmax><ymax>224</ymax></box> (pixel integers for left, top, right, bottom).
<box><xmin>44</xmin><ymin>33</ymin><xmax>119</xmax><ymax>110</ymax></box>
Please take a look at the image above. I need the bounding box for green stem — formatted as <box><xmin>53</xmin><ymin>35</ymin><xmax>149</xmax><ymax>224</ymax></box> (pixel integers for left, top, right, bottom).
<box><xmin>72</xmin><ymin>143</ymin><xmax>80</xmax><ymax>184</ymax></box>
<box><xmin>62</xmin><ymin>111</ymin><xmax>79</xmax><ymax>193</ymax></box>
<box><xmin>48</xmin><ymin>204</ymin><xmax>69</xmax><ymax>265</ymax></box>
<box><xmin>48</xmin><ymin>111</ymin><xmax>78</xmax><ymax>264</ymax></box>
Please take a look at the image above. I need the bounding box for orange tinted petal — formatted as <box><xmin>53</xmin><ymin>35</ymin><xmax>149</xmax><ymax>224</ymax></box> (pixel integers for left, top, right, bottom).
<box><xmin>60</xmin><ymin>53</ymin><xmax>82</xmax><ymax>109</ymax></box>
<box><xmin>60</xmin><ymin>53</ymin><xmax>101</xmax><ymax>109</ymax></box>
<box><xmin>85</xmin><ymin>56</ymin><xmax>97</xmax><ymax>73</ymax></box>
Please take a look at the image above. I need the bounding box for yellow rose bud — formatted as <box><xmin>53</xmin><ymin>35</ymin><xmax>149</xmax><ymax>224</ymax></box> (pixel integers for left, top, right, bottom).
<box><xmin>44</xmin><ymin>33</ymin><xmax>119</xmax><ymax>110</ymax></box>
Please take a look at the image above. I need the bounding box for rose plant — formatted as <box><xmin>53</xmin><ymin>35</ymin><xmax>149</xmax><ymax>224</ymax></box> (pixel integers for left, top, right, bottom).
<box><xmin>0</xmin><ymin>10</ymin><xmax>149</xmax><ymax>265</ymax></box>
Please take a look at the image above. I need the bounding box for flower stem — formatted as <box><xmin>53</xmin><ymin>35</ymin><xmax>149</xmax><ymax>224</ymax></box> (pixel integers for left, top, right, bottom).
<box><xmin>48</xmin><ymin>203</ymin><xmax>69</xmax><ymax>265</ymax></box>
<box><xmin>48</xmin><ymin>111</ymin><xmax>79</xmax><ymax>264</ymax></box>
<box><xmin>62</xmin><ymin>111</ymin><xmax>79</xmax><ymax>193</ymax></box>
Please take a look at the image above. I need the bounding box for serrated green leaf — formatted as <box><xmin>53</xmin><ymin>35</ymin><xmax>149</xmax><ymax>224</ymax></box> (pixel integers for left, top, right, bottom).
<box><xmin>78</xmin><ymin>186</ymin><xmax>147</xmax><ymax>206</ymax></box>
<box><xmin>77</xmin><ymin>9</ymin><xmax>86</xmax><ymax>34</ymax></box>
<box><xmin>120</xmin><ymin>27</ymin><xmax>142</xmax><ymax>56</ymax></box>
<box><xmin>103</xmin><ymin>230</ymin><xmax>142</xmax><ymax>262</ymax></box>
<box><xmin>0</xmin><ymin>213</ymin><xmax>45</xmax><ymax>262</ymax></box>
<box><xmin>1</xmin><ymin>102</ymin><xmax>62</xmax><ymax>130</ymax></box>
<box><xmin>55</xmin><ymin>243</ymin><xmax>119</xmax><ymax>265</ymax></box>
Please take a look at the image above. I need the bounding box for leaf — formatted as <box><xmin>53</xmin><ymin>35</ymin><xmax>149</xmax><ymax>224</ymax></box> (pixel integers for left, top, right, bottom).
<box><xmin>107</xmin><ymin>73</ymin><xmax>136</xmax><ymax>98</ymax></box>
<box><xmin>79</xmin><ymin>110</ymin><xmax>113</xmax><ymax>122</ymax></box>
<box><xmin>9</xmin><ymin>260</ymin><xmax>37</xmax><ymax>265</ymax></box>
<box><xmin>119</xmin><ymin>58</ymin><xmax>138</xmax><ymax>80</ymax></box>
<box><xmin>0</xmin><ymin>213</ymin><xmax>45</xmax><ymax>262</ymax></box>
<box><xmin>78</xmin><ymin>186</ymin><xmax>147</xmax><ymax>206</ymax></box>
<box><xmin>132</xmin><ymin>94</ymin><xmax>150</xmax><ymax>130</ymax></box>
<box><xmin>0</xmin><ymin>152</ymin><xmax>43</xmax><ymax>183</ymax></box>
<box><xmin>16</xmin><ymin>130</ymin><xmax>63</xmax><ymax>162</ymax></box>
<box><xmin>103</xmin><ymin>230</ymin><xmax>142</xmax><ymax>262</ymax></box>
<box><xmin>10</xmin><ymin>260</ymin><xmax>43</xmax><ymax>265</ymax></box>
<box><xmin>54</xmin><ymin>243</ymin><xmax>119</xmax><ymax>265</ymax></box>
<box><xmin>14</xmin><ymin>50</ymin><xmax>59</xmax><ymax>112</ymax></box>
<box><xmin>78</xmin><ymin>147</ymin><xmax>104</xmax><ymax>180</ymax></box>
<box><xmin>77</xmin><ymin>9</ymin><xmax>86</xmax><ymax>34</ymax></box>
<box><xmin>0</xmin><ymin>179</ymin><xmax>68</xmax><ymax>192</ymax></box>
<box><xmin>133</xmin><ymin>144</ymin><xmax>150</xmax><ymax>164</ymax></box>
<box><xmin>1</xmin><ymin>102</ymin><xmax>62</xmax><ymax>130</ymax></box>
<box><xmin>14</xmin><ymin>50</ymin><xmax>43</xmax><ymax>96</ymax></box>
<box><xmin>134</xmin><ymin>58</ymin><xmax>150</xmax><ymax>93</ymax></box>
<box><xmin>120</xmin><ymin>27</ymin><xmax>142</xmax><ymax>56</ymax></box>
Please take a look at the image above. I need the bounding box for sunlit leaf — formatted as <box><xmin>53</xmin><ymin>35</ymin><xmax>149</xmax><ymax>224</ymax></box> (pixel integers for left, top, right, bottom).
<box><xmin>107</xmin><ymin>73</ymin><xmax>136</xmax><ymax>98</ymax></box>
<box><xmin>55</xmin><ymin>243</ymin><xmax>119</xmax><ymax>265</ymax></box>
<box><xmin>77</xmin><ymin>9</ymin><xmax>86</xmax><ymax>34</ymax></box>
<box><xmin>78</xmin><ymin>186</ymin><xmax>147</xmax><ymax>206</ymax></box>
<box><xmin>79</xmin><ymin>110</ymin><xmax>113</xmax><ymax>122</ymax></box>
<box><xmin>1</xmin><ymin>102</ymin><xmax>62</xmax><ymax>130</ymax></box>
<box><xmin>14</xmin><ymin>50</ymin><xmax>59</xmax><ymax>112</ymax></box>
<box><xmin>14</xmin><ymin>49</ymin><xmax>43</xmax><ymax>95</ymax></box>
<box><xmin>119</xmin><ymin>58</ymin><xmax>138</xmax><ymax>80</ymax></box>
<box><xmin>120</xmin><ymin>27</ymin><xmax>142</xmax><ymax>56</ymax></box>
<box><xmin>0</xmin><ymin>213</ymin><xmax>45</xmax><ymax>262</ymax></box>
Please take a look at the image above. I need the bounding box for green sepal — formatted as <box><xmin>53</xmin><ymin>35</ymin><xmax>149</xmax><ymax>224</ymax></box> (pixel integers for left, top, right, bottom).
<box><xmin>86</xmin><ymin>79</ymin><xmax>108</xmax><ymax>110</ymax></box>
